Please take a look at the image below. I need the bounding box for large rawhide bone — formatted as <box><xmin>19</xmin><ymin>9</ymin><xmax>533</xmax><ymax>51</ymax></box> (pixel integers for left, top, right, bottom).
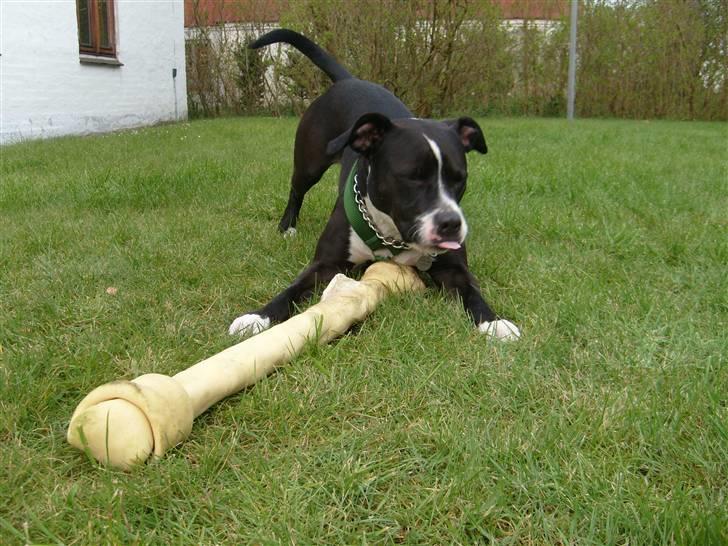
<box><xmin>67</xmin><ymin>262</ymin><xmax>424</xmax><ymax>469</ymax></box>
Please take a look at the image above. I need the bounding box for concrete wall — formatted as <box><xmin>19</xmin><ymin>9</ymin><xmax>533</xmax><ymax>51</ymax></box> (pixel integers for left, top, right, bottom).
<box><xmin>0</xmin><ymin>0</ymin><xmax>187</xmax><ymax>145</ymax></box>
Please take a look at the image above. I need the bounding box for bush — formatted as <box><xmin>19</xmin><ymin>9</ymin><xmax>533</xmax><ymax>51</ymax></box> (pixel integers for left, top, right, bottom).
<box><xmin>185</xmin><ymin>0</ymin><xmax>727</xmax><ymax>120</ymax></box>
<box><xmin>233</xmin><ymin>39</ymin><xmax>267</xmax><ymax>114</ymax></box>
<box><xmin>185</xmin><ymin>0</ymin><xmax>274</xmax><ymax>117</ymax></box>
<box><xmin>577</xmin><ymin>0</ymin><xmax>727</xmax><ymax>120</ymax></box>
<box><xmin>276</xmin><ymin>0</ymin><xmax>515</xmax><ymax>117</ymax></box>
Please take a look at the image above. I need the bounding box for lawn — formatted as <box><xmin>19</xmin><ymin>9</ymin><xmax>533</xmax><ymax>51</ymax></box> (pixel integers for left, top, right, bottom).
<box><xmin>1</xmin><ymin>117</ymin><xmax>726</xmax><ymax>544</ymax></box>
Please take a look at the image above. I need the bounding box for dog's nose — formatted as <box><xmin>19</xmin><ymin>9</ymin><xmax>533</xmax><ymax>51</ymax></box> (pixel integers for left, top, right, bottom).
<box><xmin>435</xmin><ymin>211</ymin><xmax>462</xmax><ymax>239</ymax></box>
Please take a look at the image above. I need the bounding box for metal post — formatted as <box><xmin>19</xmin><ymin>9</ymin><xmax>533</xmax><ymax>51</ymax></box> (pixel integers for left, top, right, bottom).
<box><xmin>567</xmin><ymin>0</ymin><xmax>578</xmax><ymax>120</ymax></box>
<box><xmin>173</xmin><ymin>68</ymin><xmax>179</xmax><ymax>120</ymax></box>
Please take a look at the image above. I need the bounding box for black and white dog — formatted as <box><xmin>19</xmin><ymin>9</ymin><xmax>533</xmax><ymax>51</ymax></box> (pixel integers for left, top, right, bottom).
<box><xmin>229</xmin><ymin>29</ymin><xmax>519</xmax><ymax>340</ymax></box>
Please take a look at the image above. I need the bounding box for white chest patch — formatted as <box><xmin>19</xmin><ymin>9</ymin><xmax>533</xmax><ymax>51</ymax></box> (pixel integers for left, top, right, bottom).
<box><xmin>348</xmin><ymin>228</ymin><xmax>376</xmax><ymax>264</ymax></box>
<box><xmin>348</xmin><ymin>227</ymin><xmax>437</xmax><ymax>270</ymax></box>
<box><xmin>392</xmin><ymin>249</ymin><xmax>431</xmax><ymax>268</ymax></box>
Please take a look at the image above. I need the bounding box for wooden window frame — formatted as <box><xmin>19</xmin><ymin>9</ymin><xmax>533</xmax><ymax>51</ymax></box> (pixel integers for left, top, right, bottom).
<box><xmin>76</xmin><ymin>0</ymin><xmax>117</xmax><ymax>58</ymax></box>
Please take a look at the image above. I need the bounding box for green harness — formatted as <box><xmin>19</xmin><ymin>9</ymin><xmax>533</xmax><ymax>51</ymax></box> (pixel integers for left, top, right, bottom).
<box><xmin>343</xmin><ymin>160</ymin><xmax>406</xmax><ymax>255</ymax></box>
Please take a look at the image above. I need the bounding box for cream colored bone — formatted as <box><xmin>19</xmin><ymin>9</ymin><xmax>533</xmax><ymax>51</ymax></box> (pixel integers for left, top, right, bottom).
<box><xmin>67</xmin><ymin>262</ymin><xmax>424</xmax><ymax>470</ymax></box>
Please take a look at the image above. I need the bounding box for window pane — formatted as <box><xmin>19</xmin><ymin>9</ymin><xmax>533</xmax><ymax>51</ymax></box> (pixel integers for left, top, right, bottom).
<box><xmin>77</xmin><ymin>0</ymin><xmax>92</xmax><ymax>47</ymax></box>
<box><xmin>98</xmin><ymin>0</ymin><xmax>111</xmax><ymax>48</ymax></box>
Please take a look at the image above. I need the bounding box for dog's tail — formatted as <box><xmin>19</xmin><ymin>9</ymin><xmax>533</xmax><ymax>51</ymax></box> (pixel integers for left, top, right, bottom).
<box><xmin>249</xmin><ymin>29</ymin><xmax>353</xmax><ymax>83</ymax></box>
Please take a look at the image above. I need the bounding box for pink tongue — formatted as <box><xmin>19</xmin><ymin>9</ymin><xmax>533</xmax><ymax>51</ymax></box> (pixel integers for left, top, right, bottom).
<box><xmin>437</xmin><ymin>241</ymin><xmax>461</xmax><ymax>250</ymax></box>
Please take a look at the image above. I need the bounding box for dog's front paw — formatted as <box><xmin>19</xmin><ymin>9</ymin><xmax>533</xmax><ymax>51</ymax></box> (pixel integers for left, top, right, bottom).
<box><xmin>478</xmin><ymin>319</ymin><xmax>520</xmax><ymax>341</ymax></box>
<box><xmin>228</xmin><ymin>314</ymin><xmax>271</xmax><ymax>337</ymax></box>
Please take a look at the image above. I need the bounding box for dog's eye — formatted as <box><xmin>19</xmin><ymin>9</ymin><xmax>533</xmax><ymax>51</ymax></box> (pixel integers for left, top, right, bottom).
<box><xmin>400</xmin><ymin>170</ymin><xmax>430</xmax><ymax>185</ymax></box>
<box><xmin>408</xmin><ymin>166</ymin><xmax>429</xmax><ymax>180</ymax></box>
<box><xmin>450</xmin><ymin>172</ymin><xmax>466</xmax><ymax>186</ymax></box>
<box><xmin>404</xmin><ymin>176</ymin><xmax>431</xmax><ymax>189</ymax></box>
<box><xmin>447</xmin><ymin>172</ymin><xmax>467</xmax><ymax>199</ymax></box>
<box><xmin>443</xmin><ymin>164</ymin><xmax>466</xmax><ymax>184</ymax></box>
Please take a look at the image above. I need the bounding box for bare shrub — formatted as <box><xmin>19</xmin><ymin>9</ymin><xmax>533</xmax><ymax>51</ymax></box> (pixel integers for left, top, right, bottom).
<box><xmin>184</xmin><ymin>0</ymin><xmax>726</xmax><ymax>120</ymax></box>
<box><xmin>185</xmin><ymin>0</ymin><xmax>276</xmax><ymax>117</ymax></box>
<box><xmin>577</xmin><ymin>0</ymin><xmax>727</xmax><ymax>119</ymax></box>
<box><xmin>275</xmin><ymin>0</ymin><xmax>515</xmax><ymax>117</ymax></box>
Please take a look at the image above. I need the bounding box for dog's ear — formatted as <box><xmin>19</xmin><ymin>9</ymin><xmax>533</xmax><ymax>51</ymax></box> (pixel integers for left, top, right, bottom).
<box><xmin>444</xmin><ymin>117</ymin><xmax>487</xmax><ymax>154</ymax></box>
<box><xmin>326</xmin><ymin>113</ymin><xmax>394</xmax><ymax>156</ymax></box>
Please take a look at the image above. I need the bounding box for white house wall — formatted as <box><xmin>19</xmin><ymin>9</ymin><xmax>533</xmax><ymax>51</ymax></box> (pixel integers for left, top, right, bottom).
<box><xmin>0</xmin><ymin>0</ymin><xmax>188</xmax><ymax>144</ymax></box>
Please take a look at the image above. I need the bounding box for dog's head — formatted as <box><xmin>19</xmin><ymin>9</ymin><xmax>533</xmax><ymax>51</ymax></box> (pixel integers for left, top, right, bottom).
<box><xmin>327</xmin><ymin>114</ymin><xmax>487</xmax><ymax>254</ymax></box>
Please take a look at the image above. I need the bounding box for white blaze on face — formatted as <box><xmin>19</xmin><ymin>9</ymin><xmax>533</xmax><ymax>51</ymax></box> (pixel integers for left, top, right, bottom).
<box><xmin>419</xmin><ymin>135</ymin><xmax>468</xmax><ymax>248</ymax></box>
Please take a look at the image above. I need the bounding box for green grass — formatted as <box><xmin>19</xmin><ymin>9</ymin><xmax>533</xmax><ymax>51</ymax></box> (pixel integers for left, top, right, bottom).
<box><xmin>1</xmin><ymin>117</ymin><xmax>726</xmax><ymax>544</ymax></box>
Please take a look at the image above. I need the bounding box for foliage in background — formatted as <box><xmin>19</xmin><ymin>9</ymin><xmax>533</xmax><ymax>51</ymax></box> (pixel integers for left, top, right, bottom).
<box><xmin>233</xmin><ymin>39</ymin><xmax>268</xmax><ymax>114</ymax></box>
<box><xmin>185</xmin><ymin>1</ymin><xmax>277</xmax><ymax>117</ymax></box>
<box><xmin>277</xmin><ymin>0</ymin><xmax>515</xmax><ymax>117</ymax></box>
<box><xmin>185</xmin><ymin>0</ymin><xmax>727</xmax><ymax>120</ymax></box>
<box><xmin>578</xmin><ymin>0</ymin><xmax>728</xmax><ymax>120</ymax></box>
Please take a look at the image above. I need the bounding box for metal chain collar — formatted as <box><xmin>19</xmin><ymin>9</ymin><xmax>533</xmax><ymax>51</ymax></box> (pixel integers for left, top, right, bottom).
<box><xmin>352</xmin><ymin>171</ymin><xmax>411</xmax><ymax>251</ymax></box>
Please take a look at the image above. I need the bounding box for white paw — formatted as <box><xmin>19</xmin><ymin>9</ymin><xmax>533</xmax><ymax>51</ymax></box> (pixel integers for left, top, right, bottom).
<box><xmin>478</xmin><ymin>319</ymin><xmax>521</xmax><ymax>341</ymax></box>
<box><xmin>228</xmin><ymin>314</ymin><xmax>271</xmax><ymax>337</ymax></box>
<box><xmin>283</xmin><ymin>227</ymin><xmax>297</xmax><ymax>238</ymax></box>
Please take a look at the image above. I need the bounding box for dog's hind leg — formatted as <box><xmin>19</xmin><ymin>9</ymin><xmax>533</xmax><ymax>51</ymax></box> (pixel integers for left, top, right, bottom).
<box><xmin>278</xmin><ymin>99</ymin><xmax>342</xmax><ymax>234</ymax></box>
<box><xmin>278</xmin><ymin>164</ymin><xmax>329</xmax><ymax>234</ymax></box>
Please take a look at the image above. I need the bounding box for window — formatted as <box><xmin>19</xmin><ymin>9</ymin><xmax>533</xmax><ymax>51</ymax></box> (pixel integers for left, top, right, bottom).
<box><xmin>76</xmin><ymin>0</ymin><xmax>116</xmax><ymax>57</ymax></box>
